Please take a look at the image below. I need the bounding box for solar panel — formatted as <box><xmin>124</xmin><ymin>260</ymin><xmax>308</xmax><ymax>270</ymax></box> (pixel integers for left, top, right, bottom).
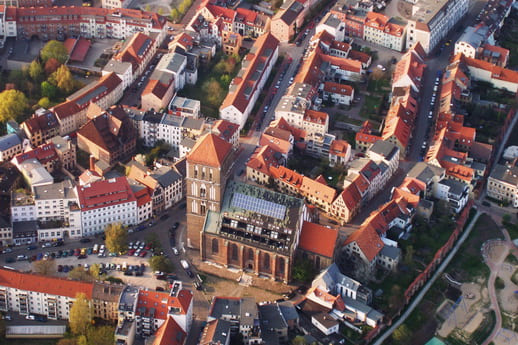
<box><xmin>231</xmin><ymin>192</ymin><xmax>286</xmax><ymax>220</ymax></box>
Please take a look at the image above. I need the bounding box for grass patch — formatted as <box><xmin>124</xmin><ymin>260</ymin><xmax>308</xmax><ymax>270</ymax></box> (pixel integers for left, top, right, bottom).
<box><xmin>445</xmin><ymin>213</ymin><xmax>501</xmax><ymax>282</ymax></box>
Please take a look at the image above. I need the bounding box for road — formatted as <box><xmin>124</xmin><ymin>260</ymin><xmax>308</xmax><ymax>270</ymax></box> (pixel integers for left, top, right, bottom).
<box><xmin>373</xmin><ymin>211</ymin><xmax>482</xmax><ymax>345</ymax></box>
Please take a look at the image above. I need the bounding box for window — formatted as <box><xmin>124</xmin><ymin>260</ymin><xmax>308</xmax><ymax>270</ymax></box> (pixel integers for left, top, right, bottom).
<box><xmin>263</xmin><ymin>253</ymin><xmax>270</xmax><ymax>270</ymax></box>
<box><xmin>248</xmin><ymin>248</ymin><xmax>254</xmax><ymax>261</ymax></box>
<box><xmin>212</xmin><ymin>239</ymin><xmax>219</xmax><ymax>254</ymax></box>
<box><xmin>231</xmin><ymin>244</ymin><xmax>238</xmax><ymax>260</ymax></box>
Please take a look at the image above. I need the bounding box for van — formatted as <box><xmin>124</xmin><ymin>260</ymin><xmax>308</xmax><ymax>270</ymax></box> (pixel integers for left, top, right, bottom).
<box><xmin>122</xmin><ymin>262</ymin><xmax>128</xmax><ymax>272</ymax></box>
<box><xmin>93</xmin><ymin>244</ymin><xmax>99</xmax><ymax>254</ymax></box>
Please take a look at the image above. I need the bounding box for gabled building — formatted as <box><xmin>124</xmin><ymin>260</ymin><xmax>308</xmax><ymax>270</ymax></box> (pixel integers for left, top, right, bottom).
<box><xmin>0</xmin><ymin>133</ymin><xmax>24</xmax><ymax>162</ymax></box>
<box><xmin>297</xmin><ymin>221</ymin><xmax>338</xmax><ymax>271</ymax></box>
<box><xmin>20</xmin><ymin>108</ymin><xmax>60</xmax><ymax>147</ymax></box>
<box><xmin>487</xmin><ymin>162</ymin><xmax>518</xmax><ymax>208</ymax></box>
<box><xmin>77</xmin><ymin>106</ymin><xmax>136</xmax><ymax>167</ymax></box>
<box><xmin>363</xmin><ymin>12</ymin><xmax>406</xmax><ymax>52</ymax></box>
<box><xmin>270</xmin><ymin>0</ymin><xmax>305</xmax><ymax>42</ymax></box>
<box><xmin>246</xmin><ymin>145</ymin><xmax>285</xmax><ymax>185</ymax></box>
<box><xmin>219</xmin><ymin>32</ymin><xmax>279</xmax><ymax>129</ymax></box>
<box><xmin>392</xmin><ymin>43</ymin><xmax>426</xmax><ymax>93</ymax></box>
<box><xmin>111</xmin><ymin>32</ymin><xmax>156</xmax><ymax>86</ymax></box>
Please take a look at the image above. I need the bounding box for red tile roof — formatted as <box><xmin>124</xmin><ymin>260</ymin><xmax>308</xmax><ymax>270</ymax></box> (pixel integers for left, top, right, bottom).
<box><xmin>461</xmin><ymin>53</ymin><xmax>518</xmax><ymax>84</ymax></box>
<box><xmin>246</xmin><ymin>145</ymin><xmax>282</xmax><ymax>176</ymax></box>
<box><xmin>304</xmin><ymin>109</ymin><xmax>328</xmax><ymax>124</ymax></box>
<box><xmin>365</xmin><ymin>12</ymin><xmax>404</xmax><ymax>37</ymax></box>
<box><xmin>13</xmin><ymin>143</ymin><xmax>58</xmax><ymax>165</ymax></box>
<box><xmin>393</xmin><ymin>48</ymin><xmax>425</xmax><ymax>89</ymax></box>
<box><xmin>220</xmin><ymin>33</ymin><xmax>279</xmax><ymax>113</ymax></box>
<box><xmin>134</xmin><ymin>187</ymin><xmax>152</xmax><ymax>207</ymax></box>
<box><xmin>151</xmin><ymin>316</ymin><xmax>186</xmax><ymax>345</ymax></box>
<box><xmin>329</xmin><ymin>139</ymin><xmax>350</xmax><ymax>158</ymax></box>
<box><xmin>0</xmin><ymin>268</ymin><xmax>93</xmax><ymax>299</ymax></box>
<box><xmin>188</xmin><ymin>133</ymin><xmax>233</xmax><ymax>168</ymax></box>
<box><xmin>77</xmin><ymin>176</ymin><xmax>137</xmax><ymax>211</ymax></box>
<box><xmin>269</xmin><ymin>165</ymin><xmax>303</xmax><ymax>189</ymax></box>
<box><xmin>213</xmin><ymin>119</ymin><xmax>239</xmax><ymax>143</ymax></box>
<box><xmin>299</xmin><ymin>221</ymin><xmax>338</xmax><ymax>258</ymax></box>
<box><xmin>323</xmin><ymin>82</ymin><xmax>353</xmax><ymax>96</ymax></box>
<box><xmin>260</xmin><ymin>132</ymin><xmax>292</xmax><ymax>155</ymax></box>
<box><xmin>114</xmin><ymin>32</ymin><xmax>154</xmax><ymax>72</ymax></box>
<box><xmin>344</xmin><ymin>224</ymin><xmax>384</xmax><ymax>262</ymax></box>
<box><xmin>348</xmin><ymin>50</ymin><xmax>371</xmax><ymax>65</ymax></box>
<box><xmin>136</xmin><ymin>288</ymin><xmax>193</xmax><ymax>319</ymax></box>
<box><xmin>300</xmin><ymin>176</ymin><xmax>337</xmax><ymax>205</ymax></box>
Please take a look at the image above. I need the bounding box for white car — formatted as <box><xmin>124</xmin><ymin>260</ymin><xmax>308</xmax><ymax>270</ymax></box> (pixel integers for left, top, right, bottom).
<box><xmin>172</xmin><ymin>247</ymin><xmax>179</xmax><ymax>256</ymax></box>
<box><xmin>376</xmin><ymin>64</ymin><xmax>386</xmax><ymax>71</ymax></box>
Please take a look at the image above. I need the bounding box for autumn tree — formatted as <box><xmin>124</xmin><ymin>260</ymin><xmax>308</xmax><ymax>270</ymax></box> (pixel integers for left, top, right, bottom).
<box><xmin>203</xmin><ymin>78</ymin><xmax>224</xmax><ymax>107</ymax></box>
<box><xmin>0</xmin><ymin>89</ymin><xmax>29</xmax><ymax>122</ymax></box>
<box><xmin>68</xmin><ymin>266</ymin><xmax>94</xmax><ymax>282</ymax></box>
<box><xmin>38</xmin><ymin>97</ymin><xmax>51</xmax><ymax>109</ymax></box>
<box><xmin>52</xmin><ymin>65</ymin><xmax>76</xmax><ymax>94</ymax></box>
<box><xmin>45</xmin><ymin>58</ymin><xmax>62</xmax><ymax>75</ymax></box>
<box><xmin>149</xmin><ymin>255</ymin><xmax>172</xmax><ymax>273</ymax></box>
<box><xmin>89</xmin><ymin>264</ymin><xmax>102</xmax><ymax>280</ymax></box>
<box><xmin>392</xmin><ymin>324</ymin><xmax>412</xmax><ymax>344</ymax></box>
<box><xmin>32</xmin><ymin>259</ymin><xmax>56</xmax><ymax>275</ymax></box>
<box><xmin>69</xmin><ymin>293</ymin><xmax>92</xmax><ymax>335</ymax></box>
<box><xmin>29</xmin><ymin>60</ymin><xmax>45</xmax><ymax>83</ymax></box>
<box><xmin>41</xmin><ymin>40</ymin><xmax>69</xmax><ymax>64</ymax></box>
<box><xmin>86</xmin><ymin>325</ymin><xmax>114</xmax><ymax>345</ymax></box>
<box><xmin>57</xmin><ymin>339</ymin><xmax>79</xmax><ymax>345</ymax></box>
<box><xmin>170</xmin><ymin>8</ymin><xmax>180</xmax><ymax>21</ymax></box>
<box><xmin>105</xmin><ymin>223</ymin><xmax>128</xmax><ymax>254</ymax></box>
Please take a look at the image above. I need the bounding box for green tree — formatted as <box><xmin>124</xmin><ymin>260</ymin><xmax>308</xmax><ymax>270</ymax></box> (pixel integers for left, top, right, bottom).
<box><xmin>41</xmin><ymin>40</ymin><xmax>69</xmax><ymax>64</ymax></box>
<box><xmin>392</xmin><ymin>324</ymin><xmax>412</xmax><ymax>344</ymax></box>
<box><xmin>52</xmin><ymin>65</ymin><xmax>76</xmax><ymax>94</ymax></box>
<box><xmin>7</xmin><ymin>69</ymin><xmax>25</xmax><ymax>89</ymax></box>
<box><xmin>105</xmin><ymin>223</ymin><xmax>128</xmax><ymax>254</ymax></box>
<box><xmin>68</xmin><ymin>266</ymin><xmax>94</xmax><ymax>282</ymax></box>
<box><xmin>86</xmin><ymin>325</ymin><xmax>114</xmax><ymax>345</ymax></box>
<box><xmin>292</xmin><ymin>258</ymin><xmax>316</xmax><ymax>282</ymax></box>
<box><xmin>178</xmin><ymin>1</ymin><xmax>187</xmax><ymax>14</ymax></box>
<box><xmin>149</xmin><ymin>255</ymin><xmax>172</xmax><ymax>273</ymax></box>
<box><xmin>291</xmin><ymin>336</ymin><xmax>310</xmax><ymax>345</ymax></box>
<box><xmin>69</xmin><ymin>293</ymin><xmax>92</xmax><ymax>335</ymax></box>
<box><xmin>157</xmin><ymin>7</ymin><xmax>164</xmax><ymax>15</ymax></box>
<box><xmin>170</xmin><ymin>8</ymin><xmax>180</xmax><ymax>21</ymax></box>
<box><xmin>32</xmin><ymin>259</ymin><xmax>56</xmax><ymax>275</ymax></box>
<box><xmin>0</xmin><ymin>89</ymin><xmax>29</xmax><ymax>122</ymax></box>
<box><xmin>41</xmin><ymin>81</ymin><xmax>58</xmax><ymax>99</ymax></box>
<box><xmin>29</xmin><ymin>60</ymin><xmax>45</xmax><ymax>83</ymax></box>
<box><xmin>404</xmin><ymin>245</ymin><xmax>414</xmax><ymax>267</ymax></box>
<box><xmin>203</xmin><ymin>78</ymin><xmax>224</xmax><ymax>107</ymax></box>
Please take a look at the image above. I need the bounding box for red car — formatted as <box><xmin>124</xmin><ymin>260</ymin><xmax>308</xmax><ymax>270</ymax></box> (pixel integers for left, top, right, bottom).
<box><xmin>128</xmin><ymin>249</ymin><xmax>136</xmax><ymax>256</ymax></box>
<box><xmin>73</xmin><ymin>248</ymin><xmax>80</xmax><ymax>256</ymax></box>
<box><xmin>139</xmin><ymin>250</ymin><xmax>147</xmax><ymax>258</ymax></box>
<box><xmin>145</xmin><ymin>243</ymin><xmax>152</xmax><ymax>250</ymax></box>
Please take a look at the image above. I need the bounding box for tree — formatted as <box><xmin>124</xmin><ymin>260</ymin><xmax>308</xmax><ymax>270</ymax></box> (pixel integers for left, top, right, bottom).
<box><xmin>32</xmin><ymin>259</ymin><xmax>56</xmax><ymax>275</ymax></box>
<box><xmin>68</xmin><ymin>267</ymin><xmax>94</xmax><ymax>282</ymax></box>
<box><xmin>52</xmin><ymin>65</ymin><xmax>76</xmax><ymax>94</ymax></box>
<box><xmin>41</xmin><ymin>81</ymin><xmax>58</xmax><ymax>100</ymax></box>
<box><xmin>45</xmin><ymin>58</ymin><xmax>62</xmax><ymax>75</ymax></box>
<box><xmin>388</xmin><ymin>284</ymin><xmax>404</xmax><ymax>311</ymax></box>
<box><xmin>38</xmin><ymin>97</ymin><xmax>51</xmax><ymax>109</ymax></box>
<box><xmin>292</xmin><ymin>258</ymin><xmax>316</xmax><ymax>282</ymax></box>
<box><xmin>149</xmin><ymin>255</ymin><xmax>172</xmax><ymax>273</ymax></box>
<box><xmin>404</xmin><ymin>245</ymin><xmax>414</xmax><ymax>267</ymax></box>
<box><xmin>29</xmin><ymin>60</ymin><xmax>45</xmax><ymax>83</ymax></box>
<box><xmin>86</xmin><ymin>325</ymin><xmax>114</xmax><ymax>345</ymax></box>
<box><xmin>203</xmin><ymin>79</ymin><xmax>224</xmax><ymax>107</ymax></box>
<box><xmin>105</xmin><ymin>223</ymin><xmax>128</xmax><ymax>254</ymax></box>
<box><xmin>69</xmin><ymin>293</ymin><xmax>92</xmax><ymax>335</ymax></box>
<box><xmin>0</xmin><ymin>89</ymin><xmax>29</xmax><ymax>122</ymax></box>
<box><xmin>157</xmin><ymin>7</ymin><xmax>164</xmax><ymax>15</ymax></box>
<box><xmin>7</xmin><ymin>69</ymin><xmax>25</xmax><ymax>89</ymax></box>
<box><xmin>41</xmin><ymin>40</ymin><xmax>69</xmax><ymax>64</ymax></box>
<box><xmin>170</xmin><ymin>8</ymin><xmax>180</xmax><ymax>21</ymax></box>
<box><xmin>291</xmin><ymin>336</ymin><xmax>311</xmax><ymax>345</ymax></box>
<box><xmin>57</xmin><ymin>339</ymin><xmax>79</xmax><ymax>345</ymax></box>
<box><xmin>89</xmin><ymin>264</ymin><xmax>102</xmax><ymax>280</ymax></box>
<box><xmin>178</xmin><ymin>1</ymin><xmax>187</xmax><ymax>14</ymax></box>
<box><xmin>392</xmin><ymin>324</ymin><xmax>412</xmax><ymax>344</ymax></box>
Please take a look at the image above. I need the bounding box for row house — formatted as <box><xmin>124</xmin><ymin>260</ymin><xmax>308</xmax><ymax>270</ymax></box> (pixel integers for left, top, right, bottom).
<box><xmin>406</xmin><ymin>0</ymin><xmax>469</xmax><ymax>53</ymax></box>
<box><xmin>363</xmin><ymin>12</ymin><xmax>406</xmax><ymax>52</ymax></box>
<box><xmin>5</xmin><ymin>6</ymin><xmax>166</xmax><ymax>43</ymax></box>
<box><xmin>246</xmin><ymin>145</ymin><xmax>285</xmax><ymax>185</ymax></box>
<box><xmin>131</xmin><ymin>184</ymin><xmax>153</xmax><ymax>224</ymax></box>
<box><xmin>329</xmin><ymin>0</ymin><xmax>366</xmax><ymax>38</ymax></box>
<box><xmin>321</xmin><ymin>81</ymin><xmax>354</xmax><ymax>105</ymax></box>
<box><xmin>212</xmin><ymin>119</ymin><xmax>240</xmax><ymax>148</ymax></box>
<box><xmin>76</xmin><ymin>176</ymin><xmax>138</xmax><ymax>235</ymax></box>
<box><xmin>219</xmin><ymin>32</ymin><xmax>279</xmax><ymax>129</ymax></box>
<box><xmin>391</xmin><ymin>43</ymin><xmax>426</xmax><ymax>93</ymax></box>
<box><xmin>0</xmin><ymin>133</ymin><xmax>25</xmax><ymax>162</ymax></box>
<box><xmin>311</xmin><ymin>29</ymin><xmax>372</xmax><ymax>69</ymax></box>
<box><xmin>52</xmin><ymin>72</ymin><xmax>123</xmax><ymax>135</ymax></box>
<box><xmin>127</xmin><ymin>159</ymin><xmax>183</xmax><ymax>214</ymax></box>
<box><xmin>20</xmin><ymin>108</ymin><xmax>60</xmax><ymax>147</ymax></box>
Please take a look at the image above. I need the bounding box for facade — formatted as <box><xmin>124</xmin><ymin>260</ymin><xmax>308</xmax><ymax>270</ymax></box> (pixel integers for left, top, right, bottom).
<box><xmin>201</xmin><ymin>181</ymin><xmax>308</xmax><ymax>282</ymax></box>
<box><xmin>219</xmin><ymin>33</ymin><xmax>279</xmax><ymax>129</ymax></box>
<box><xmin>297</xmin><ymin>221</ymin><xmax>338</xmax><ymax>272</ymax></box>
<box><xmin>77</xmin><ymin>106</ymin><xmax>136</xmax><ymax>167</ymax></box>
<box><xmin>222</xmin><ymin>30</ymin><xmax>242</xmax><ymax>56</ymax></box>
<box><xmin>322</xmin><ymin>82</ymin><xmax>354</xmax><ymax>105</ymax></box>
<box><xmin>270</xmin><ymin>0</ymin><xmax>305</xmax><ymax>42</ymax></box>
<box><xmin>435</xmin><ymin>178</ymin><xmax>469</xmax><ymax>213</ymax></box>
<box><xmin>406</xmin><ymin>0</ymin><xmax>469</xmax><ymax>53</ymax></box>
<box><xmin>328</xmin><ymin>139</ymin><xmax>351</xmax><ymax>166</ymax></box>
<box><xmin>0</xmin><ymin>133</ymin><xmax>23</xmax><ymax>162</ymax></box>
<box><xmin>76</xmin><ymin>176</ymin><xmax>137</xmax><ymax>235</ymax></box>
<box><xmin>487</xmin><ymin>162</ymin><xmax>518</xmax><ymax>207</ymax></box>
<box><xmin>186</xmin><ymin>133</ymin><xmax>235</xmax><ymax>249</ymax></box>
<box><xmin>363</xmin><ymin>12</ymin><xmax>406</xmax><ymax>52</ymax></box>
<box><xmin>20</xmin><ymin>109</ymin><xmax>60</xmax><ymax>147</ymax></box>
<box><xmin>47</xmin><ymin>136</ymin><xmax>76</xmax><ymax>171</ymax></box>
<box><xmin>53</xmin><ymin>72</ymin><xmax>124</xmax><ymax>135</ymax></box>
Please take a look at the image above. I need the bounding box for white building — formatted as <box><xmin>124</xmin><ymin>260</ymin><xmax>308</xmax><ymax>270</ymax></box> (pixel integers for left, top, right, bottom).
<box><xmin>156</xmin><ymin>52</ymin><xmax>187</xmax><ymax>91</ymax></box>
<box><xmin>406</xmin><ymin>0</ymin><xmax>469</xmax><ymax>53</ymax></box>
<box><xmin>316</xmin><ymin>13</ymin><xmax>345</xmax><ymax>42</ymax></box>
<box><xmin>76</xmin><ymin>177</ymin><xmax>137</xmax><ymax>236</ymax></box>
<box><xmin>169</xmin><ymin>96</ymin><xmax>201</xmax><ymax>118</ymax></box>
<box><xmin>366</xmin><ymin>140</ymin><xmax>400</xmax><ymax>178</ymax></box>
<box><xmin>312</xmin><ymin>313</ymin><xmax>339</xmax><ymax>335</ymax></box>
<box><xmin>487</xmin><ymin>163</ymin><xmax>518</xmax><ymax>208</ymax></box>
<box><xmin>454</xmin><ymin>25</ymin><xmax>491</xmax><ymax>58</ymax></box>
<box><xmin>10</xmin><ymin>192</ymin><xmax>36</xmax><ymax>223</ymax></box>
<box><xmin>219</xmin><ymin>33</ymin><xmax>279</xmax><ymax>129</ymax></box>
<box><xmin>435</xmin><ymin>179</ymin><xmax>469</xmax><ymax>213</ymax></box>
<box><xmin>158</xmin><ymin>114</ymin><xmax>185</xmax><ymax>150</ymax></box>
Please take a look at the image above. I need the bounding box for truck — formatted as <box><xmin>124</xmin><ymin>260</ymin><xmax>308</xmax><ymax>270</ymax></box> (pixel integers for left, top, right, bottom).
<box><xmin>180</xmin><ymin>260</ymin><xmax>189</xmax><ymax>270</ymax></box>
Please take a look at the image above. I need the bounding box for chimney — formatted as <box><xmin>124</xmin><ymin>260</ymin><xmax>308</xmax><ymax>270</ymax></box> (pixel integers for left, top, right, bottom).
<box><xmin>90</xmin><ymin>155</ymin><xmax>96</xmax><ymax>171</ymax></box>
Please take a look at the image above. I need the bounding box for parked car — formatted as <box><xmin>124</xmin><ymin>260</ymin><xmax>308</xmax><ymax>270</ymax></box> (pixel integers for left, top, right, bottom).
<box><xmin>172</xmin><ymin>247</ymin><xmax>179</xmax><ymax>256</ymax></box>
<box><xmin>79</xmin><ymin>238</ymin><xmax>91</xmax><ymax>243</ymax></box>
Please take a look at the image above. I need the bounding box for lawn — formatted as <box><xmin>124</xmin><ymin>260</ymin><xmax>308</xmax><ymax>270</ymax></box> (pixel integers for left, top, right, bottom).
<box><xmin>445</xmin><ymin>213</ymin><xmax>501</xmax><ymax>282</ymax></box>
